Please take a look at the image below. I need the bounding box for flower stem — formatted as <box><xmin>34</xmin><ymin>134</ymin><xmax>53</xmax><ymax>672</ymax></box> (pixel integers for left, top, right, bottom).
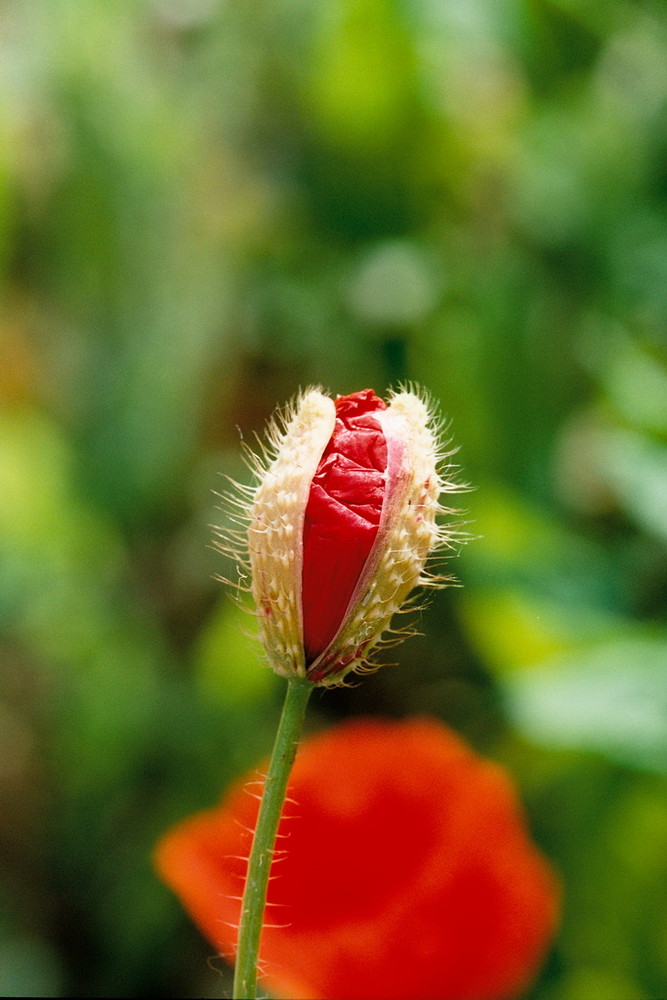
<box><xmin>233</xmin><ymin>676</ymin><xmax>313</xmax><ymax>999</ymax></box>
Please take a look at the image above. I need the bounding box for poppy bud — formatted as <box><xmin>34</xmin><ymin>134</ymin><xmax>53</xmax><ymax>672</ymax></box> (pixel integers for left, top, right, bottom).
<box><xmin>220</xmin><ymin>387</ymin><xmax>462</xmax><ymax>685</ymax></box>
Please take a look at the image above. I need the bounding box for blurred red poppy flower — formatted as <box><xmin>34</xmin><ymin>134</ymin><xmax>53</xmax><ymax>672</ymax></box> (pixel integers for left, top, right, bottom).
<box><xmin>155</xmin><ymin>718</ymin><xmax>559</xmax><ymax>1000</ymax></box>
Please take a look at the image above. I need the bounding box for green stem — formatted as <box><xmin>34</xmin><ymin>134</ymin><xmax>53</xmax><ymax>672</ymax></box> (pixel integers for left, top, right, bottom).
<box><xmin>233</xmin><ymin>676</ymin><xmax>313</xmax><ymax>999</ymax></box>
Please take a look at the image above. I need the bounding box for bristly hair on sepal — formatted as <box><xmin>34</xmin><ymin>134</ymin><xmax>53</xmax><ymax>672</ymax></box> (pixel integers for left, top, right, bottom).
<box><xmin>213</xmin><ymin>385</ymin><xmax>470</xmax><ymax>687</ymax></box>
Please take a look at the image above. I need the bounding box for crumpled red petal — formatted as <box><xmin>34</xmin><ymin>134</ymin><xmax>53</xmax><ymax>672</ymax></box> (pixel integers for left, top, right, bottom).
<box><xmin>155</xmin><ymin>718</ymin><xmax>560</xmax><ymax>1000</ymax></box>
<box><xmin>302</xmin><ymin>390</ymin><xmax>388</xmax><ymax>663</ymax></box>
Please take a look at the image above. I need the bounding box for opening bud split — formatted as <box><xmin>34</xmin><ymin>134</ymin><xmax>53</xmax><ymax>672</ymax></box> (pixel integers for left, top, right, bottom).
<box><xmin>220</xmin><ymin>387</ymin><xmax>464</xmax><ymax>686</ymax></box>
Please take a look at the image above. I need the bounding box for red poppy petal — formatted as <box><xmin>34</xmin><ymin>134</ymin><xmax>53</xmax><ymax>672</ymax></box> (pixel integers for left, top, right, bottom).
<box><xmin>155</xmin><ymin>718</ymin><xmax>560</xmax><ymax>1000</ymax></box>
<box><xmin>302</xmin><ymin>390</ymin><xmax>388</xmax><ymax>663</ymax></box>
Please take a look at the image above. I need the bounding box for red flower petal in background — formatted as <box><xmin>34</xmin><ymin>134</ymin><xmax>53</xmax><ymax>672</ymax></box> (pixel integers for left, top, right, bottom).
<box><xmin>302</xmin><ymin>390</ymin><xmax>388</xmax><ymax>663</ymax></box>
<box><xmin>155</xmin><ymin>719</ymin><xmax>560</xmax><ymax>1000</ymax></box>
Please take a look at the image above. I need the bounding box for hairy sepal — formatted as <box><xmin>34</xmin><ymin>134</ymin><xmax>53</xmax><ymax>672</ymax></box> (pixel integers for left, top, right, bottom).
<box><xmin>307</xmin><ymin>391</ymin><xmax>445</xmax><ymax>685</ymax></box>
<box><xmin>247</xmin><ymin>390</ymin><xmax>336</xmax><ymax>679</ymax></box>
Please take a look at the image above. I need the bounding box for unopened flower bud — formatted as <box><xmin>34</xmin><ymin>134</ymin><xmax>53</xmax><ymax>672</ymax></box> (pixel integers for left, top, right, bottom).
<box><xmin>219</xmin><ymin>387</ymin><xmax>463</xmax><ymax>685</ymax></box>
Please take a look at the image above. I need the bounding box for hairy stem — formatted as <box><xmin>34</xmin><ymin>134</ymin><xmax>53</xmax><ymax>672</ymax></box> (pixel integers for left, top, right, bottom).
<box><xmin>233</xmin><ymin>676</ymin><xmax>313</xmax><ymax>998</ymax></box>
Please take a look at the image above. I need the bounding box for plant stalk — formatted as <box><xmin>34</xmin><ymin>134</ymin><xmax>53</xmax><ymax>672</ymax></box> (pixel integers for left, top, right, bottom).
<box><xmin>233</xmin><ymin>676</ymin><xmax>313</xmax><ymax>999</ymax></box>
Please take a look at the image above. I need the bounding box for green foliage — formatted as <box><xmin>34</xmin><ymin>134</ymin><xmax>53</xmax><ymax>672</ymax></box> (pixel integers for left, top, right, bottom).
<box><xmin>0</xmin><ymin>0</ymin><xmax>665</xmax><ymax>996</ymax></box>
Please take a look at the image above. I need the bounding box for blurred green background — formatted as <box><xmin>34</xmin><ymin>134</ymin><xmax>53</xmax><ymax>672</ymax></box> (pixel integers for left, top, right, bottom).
<box><xmin>1</xmin><ymin>1</ymin><xmax>666</xmax><ymax>997</ymax></box>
